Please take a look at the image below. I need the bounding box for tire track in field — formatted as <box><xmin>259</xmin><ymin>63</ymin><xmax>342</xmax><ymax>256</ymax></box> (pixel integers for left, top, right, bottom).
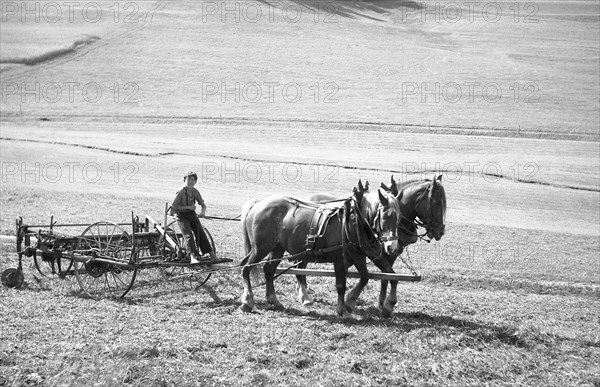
<box><xmin>208</xmin><ymin>154</ymin><xmax>600</xmax><ymax>193</ymax></box>
<box><xmin>0</xmin><ymin>137</ymin><xmax>174</xmax><ymax>157</ymax></box>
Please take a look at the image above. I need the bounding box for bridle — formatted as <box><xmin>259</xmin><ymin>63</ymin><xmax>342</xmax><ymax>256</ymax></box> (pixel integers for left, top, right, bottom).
<box><xmin>372</xmin><ymin>201</ymin><xmax>400</xmax><ymax>244</ymax></box>
<box><xmin>399</xmin><ymin>181</ymin><xmax>445</xmax><ymax>244</ymax></box>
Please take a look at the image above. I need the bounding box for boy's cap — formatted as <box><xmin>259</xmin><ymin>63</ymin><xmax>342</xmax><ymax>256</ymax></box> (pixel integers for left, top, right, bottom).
<box><xmin>184</xmin><ymin>171</ymin><xmax>198</xmax><ymax>180</ymax></box>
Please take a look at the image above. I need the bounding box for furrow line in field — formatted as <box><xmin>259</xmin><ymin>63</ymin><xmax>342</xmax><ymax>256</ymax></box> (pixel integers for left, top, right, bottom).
<box><xmin>0</xmin><ymin>137</ymin><xmax>174</xmax><ymax>157</ymax></box>
<box><xmin>208</xmin><ymin>154</ymin><xmax>600</xmax><ymax>193</ymax></box>
<box><xmin>3</xmin><ymin>135</ymin><xmax>597</xmax><ymax>192</ymax></box>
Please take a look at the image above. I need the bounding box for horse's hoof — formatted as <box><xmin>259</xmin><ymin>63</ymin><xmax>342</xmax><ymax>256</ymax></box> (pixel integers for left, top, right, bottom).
<box><xmin>382</xmin><ymin>300</ymin><xmax>396</xmax><ymax>318</ymax></box>
<box><xmin>340</xmin><ymin>311</ymin><xmax>355</xmax><ymax>320</ymax></box>
<box><xmin>302</xmin><ymin>299</ymin><xmax>314</xmax><ymax>307</ymax></box>
<box><xmin>344</xmin><ymin>300</ymin><xmax>358</xmax><ymax>312</ymax></box>
<box><xmin>240</xmin><ymin>303</ymin><xmax>253</xmax><ymax>313</ymax></box>
<box><xmin>270</xmin><ymin>303</ymin><xmax>285</xmax><ymax>311</ymax></box>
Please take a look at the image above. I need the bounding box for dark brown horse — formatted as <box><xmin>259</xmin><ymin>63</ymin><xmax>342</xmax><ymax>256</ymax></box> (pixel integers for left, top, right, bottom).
<box><xmin>239</xmin><ymin>182</ymin><xmax>401</xmax><ymax>316</ymax></box>
<box><xmin>377</xmin><ymin>175</ymin><xmax>447</xmax><ymax>311</ymax></box>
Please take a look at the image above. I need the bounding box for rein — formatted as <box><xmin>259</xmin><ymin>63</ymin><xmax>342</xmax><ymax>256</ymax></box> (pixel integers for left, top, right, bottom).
<box><xmin>398</xmin><ymin>215</ymin><xmax>430</xmax><ymax>243</ymax></box>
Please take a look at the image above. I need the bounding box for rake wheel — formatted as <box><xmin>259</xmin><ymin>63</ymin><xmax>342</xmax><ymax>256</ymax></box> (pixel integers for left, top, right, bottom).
<box><xmin>73</xmin><ymin>222</ymin><xmax>137</xmax><ymax>299</ymax></box>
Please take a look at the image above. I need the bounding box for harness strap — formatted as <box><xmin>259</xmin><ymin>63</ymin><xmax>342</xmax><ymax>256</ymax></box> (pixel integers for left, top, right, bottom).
<box><xmin>283</xmin><ymin>196</ymin><xmax>349</xmax><ymax>210</ymax></box>
<box><xmin>306</xmin><ymin>205</ymin><xmax>340</xmax><ymax>250</ymax></box>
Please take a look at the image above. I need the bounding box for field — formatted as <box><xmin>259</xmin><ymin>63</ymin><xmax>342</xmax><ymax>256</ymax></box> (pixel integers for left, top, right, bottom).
<box><xmin>1</xmin><ymin>0</ymin><xmax>599</xmax><ymax>386</ymax></box>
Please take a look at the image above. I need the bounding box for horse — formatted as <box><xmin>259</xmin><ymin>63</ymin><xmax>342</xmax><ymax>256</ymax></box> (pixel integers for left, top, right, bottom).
<box><xmin>303</xmin><ymin>175</ymin><xmax>447</xmax><ymax>316</ymax></box>
<box><xmin>239</xmin><ymin>181</ymin><xmax>402</xmax><ymax>317</ymax></box>
<box><xmin>377</xmin><ymin>175</ymin><xmax>447</xmax><ymax>311</ymax></box>
<box><xmin>304</xmin><ymin>178</ymin><xmax>407</xmax><ymax>317</ymax></box>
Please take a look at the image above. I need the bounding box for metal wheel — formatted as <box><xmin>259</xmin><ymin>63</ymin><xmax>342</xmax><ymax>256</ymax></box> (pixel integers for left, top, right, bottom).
<box><xmin>160</xmin><ymin>220</ymin><xmax>213</xmax><ymax>289</ymax></box>
<box><xmin>73</xmin><ymin>222</ymin><xmax>137</xmax><ymax>299</ymax></box>
<box><xmin>1</xmin><ymin>267</ymin><xmax>24</xmax><ymax>288</ymax></box>
<box><xmin>33</xmin><ymin>251</ymin><xmax>56</xmax><ymax>277</ymax></box>
<box><xmin>31</xmin><ymin>250</ymin><xmax>75</xmax><ymax>292</ymax></box>
<box><xmin>32</xmin><ymin>249</ymin><xmax>73</xmax><ymax>278</ymax></box>
<box><xmin>129</xmin><ymin>242</ymin><xmax>167</xmax><ymax>290</ymax></box>
<box><xmin>204</xmin><ymin>226</ymin><xmax>217</xmax><ymax>256</ymax></box>
<box><xmin>56</xmin><ymin>252</ymin><xmax>74</xmax><ymax>277</ymax></box>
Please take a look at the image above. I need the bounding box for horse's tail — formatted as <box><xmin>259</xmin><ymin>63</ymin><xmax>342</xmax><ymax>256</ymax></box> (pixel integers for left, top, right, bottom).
<box><xmin>238</xmin><ymin>199</ymin><xmax>259</xmax><ymax>267</ymax></box>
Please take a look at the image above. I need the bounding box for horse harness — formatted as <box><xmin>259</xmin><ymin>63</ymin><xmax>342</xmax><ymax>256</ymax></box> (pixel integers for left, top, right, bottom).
<box><xmin>283</xmin><ymin>196</ymin><xmax>380</xmax><ymax>260</ymax></box>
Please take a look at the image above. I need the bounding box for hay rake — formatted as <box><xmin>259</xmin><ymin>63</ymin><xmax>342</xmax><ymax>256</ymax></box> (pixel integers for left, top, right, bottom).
<box><xmin>2</xmin><ymin>205</ymin><xmax>421</xmax><ymax>300</ymax></box>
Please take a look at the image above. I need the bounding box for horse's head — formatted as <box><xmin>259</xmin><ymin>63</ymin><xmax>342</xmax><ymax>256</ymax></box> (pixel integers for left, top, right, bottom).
<box><xmin>381</xmin><ymin>176</ymin><xmax>417</xmax><ymax>247</ymax></box>
<box><xmin>346</xmin><ymin>182</ymin><xmax>379</xmax><ymax>257</ymax></box>
<box><xmin>362</xmin><ymin>176</ymin><xmax>403</xmax><ymax>256</ymax></box>
<box><xmin>415</xmin><ymin>175</ymin><xmax>446</xmax><ymax>241</ymax></box>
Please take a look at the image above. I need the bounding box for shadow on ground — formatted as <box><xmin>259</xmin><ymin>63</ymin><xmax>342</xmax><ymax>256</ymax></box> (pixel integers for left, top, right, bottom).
<box><xmin>274</xmin><ymin>305</ymin><xmax>567</xmax><ymax>349</ymax></box>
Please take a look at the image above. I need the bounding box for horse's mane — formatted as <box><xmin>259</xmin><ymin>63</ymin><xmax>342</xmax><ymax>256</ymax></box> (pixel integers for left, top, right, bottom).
<box><xmin>362</xmin><ymin>189</ymin><xmax>401</xmax><ymax>221</ymax></box>
<box><xmin>397</xmin><ymin>178</ymin><xmax>431</xmax><ymax>189</ymax></box>
<box><xmin>398</xmin><ymin>178</ymin><xmax>446</xmax><ymax>217</ymax></box>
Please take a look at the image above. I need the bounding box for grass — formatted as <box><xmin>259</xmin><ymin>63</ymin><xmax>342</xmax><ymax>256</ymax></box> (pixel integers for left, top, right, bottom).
<box><xmin>1</xmin><ymin>186</ymin><xmax>599</xmax><ymax>385</ymax></box>
<box><xmin>1</xmin><ymin>129</ymin><xmax>598</xmax><ymax>386</ymax></box>
<box><xmin>1</xmin><ymin>127</ymin><xmax>598</xmax><ymax>385</ymax></box>
<box><xmin>1</xmin><ymin>267</ymin><xmax>599</xmax><ymax>386</ymax></box>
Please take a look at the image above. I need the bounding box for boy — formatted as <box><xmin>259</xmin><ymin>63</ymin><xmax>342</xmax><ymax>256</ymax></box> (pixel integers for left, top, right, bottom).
<box><xmin>171</xmin><ymin>171</ymin><xmax>217</xmax><ymax>264</ymax></box>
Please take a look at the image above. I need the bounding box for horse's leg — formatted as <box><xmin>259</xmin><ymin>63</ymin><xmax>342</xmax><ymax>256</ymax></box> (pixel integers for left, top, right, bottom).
<box><xmin>241</xmin><ymin>255</ymin><xmax>255</xmax><ymax>313</ymax></box>
<box><xmin>385</xmin><ymin>260</ymin><xmax>399</xmax><ymax>318</ymax></box>
<box><xmin>345</xmin><ymin>257</ymin><xmax>369</xmax><ymax>313</ymax></box>
<box><xmin>295</xmin><ymin>260</ymin><xmax>312</xmax><ymax>306</ymax></box>
<box><xmin>333</xmin><ymin>257</ymin><xmax>350</xmax><ymax>317</ymax></box>
<box><xmin>240</xmin><ymin>246</ymin><xmax>270</xmax><ymax>313</ymax></box>
<box><xmin>378</xmin><ymin>253</ymin><xmax>396</xmax><ymax>311</ymax></box>
<box><xmin>264</xmin><ymin>245</ymin><xmax>285</xmax><ymax>310</ymax></box>
<box><xmin>379</xmin><ymin>279</ymin><xmax>389</xmax><ymax>312</ymax></box>
<box><xmin>371</xmin><ymin>254</ymin><xmax>398</xmax><ymax>318</ymax></box>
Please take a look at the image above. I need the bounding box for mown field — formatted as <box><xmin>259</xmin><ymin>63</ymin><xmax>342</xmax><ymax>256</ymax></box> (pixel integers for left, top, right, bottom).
<box><xmin>1</xmin><ymin>123</ymin><xmax>599</xmax><ymax>386</ymax></box>
<box><xmin>1</xmin><ymin>0</ymin><xmax>599</xmax><ymax>386</ymax></box>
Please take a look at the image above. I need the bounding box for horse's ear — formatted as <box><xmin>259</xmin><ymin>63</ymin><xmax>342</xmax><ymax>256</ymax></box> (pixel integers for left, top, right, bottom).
<box><xmin>436</xmin><ymin>175</ymin><xmax>443</xmax><ymax>182</ymax></box>
<box><xmin>432</xmin><ymin>175</ymin><xmax>437</xmax><ymax>188</ymax></box>
<box><xmin>358</xmin><ymin>179</ymin><xmax>364</xmax><ymax>192</ymax></box>
<box><xmin>378</xmin><ymin>189</ymin><xmax>389</xmax><ymax>206</ymax></box>
<box><xmin>364</xmin><ymin>181</ymin><xmax>369</xmax><ymax>191</ymax></box>
<box><xmin>390</xmin><ymin>175</ymin><xmax>399</xmax><ymax>196</ymax></box>
<box><xmin>380</xmin><ymin>182</ymin><xmax>390</xmax><ymax>192</ymax></box>
<box><xmin>353</xmin><ymin>186</ymin><xmax>358</xmax><ymax>194</ymax></box>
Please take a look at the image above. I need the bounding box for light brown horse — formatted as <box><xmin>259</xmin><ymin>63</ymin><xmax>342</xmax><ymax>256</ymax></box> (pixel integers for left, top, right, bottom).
<box><xmin>305</xmin><ymin>177</ymin><xmax>407</xmax><ymax>317</ymax></box>
<box><xmin>377</xmin><ymin>175</ymin><xmax>447</xmax><ymax>311</ymax></box>
<box><xmin>239</xmin><ymin>181</ymin><xmax>401</xmax><ymax>316</ymax></box>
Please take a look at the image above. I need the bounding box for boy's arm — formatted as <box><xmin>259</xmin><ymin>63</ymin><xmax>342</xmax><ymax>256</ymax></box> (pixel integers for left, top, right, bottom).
<box><xmin>196</xmin><ymin>189</ymin><xmax>207</xmax><ymax>217</ymax></box>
